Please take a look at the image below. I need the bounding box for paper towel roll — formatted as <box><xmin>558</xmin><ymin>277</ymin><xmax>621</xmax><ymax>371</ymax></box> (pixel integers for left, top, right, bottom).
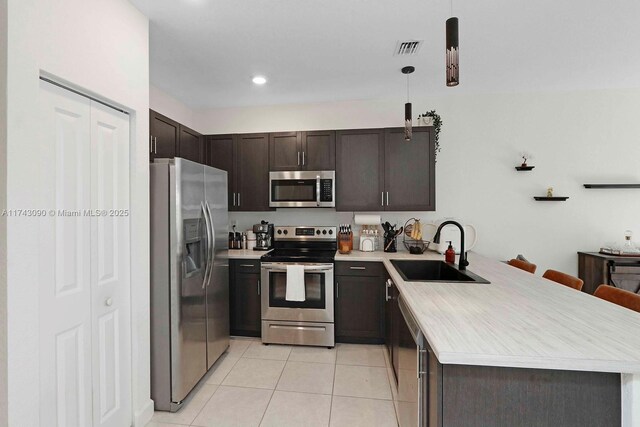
<box><xmin>354</xmin><ymin>214</ymin><xmax>382</xmax><ymax>225</ymax></box>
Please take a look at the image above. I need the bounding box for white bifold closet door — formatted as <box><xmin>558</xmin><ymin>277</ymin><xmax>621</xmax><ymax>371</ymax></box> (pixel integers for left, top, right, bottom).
<box><xmin>38</xmin><ymin>80</ymin><xmax>131</xmax><ymax>427</ymax></box>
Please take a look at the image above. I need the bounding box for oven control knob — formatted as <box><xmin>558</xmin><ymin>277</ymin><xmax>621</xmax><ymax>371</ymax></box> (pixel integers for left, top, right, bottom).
<box><xmin>283</xmin><ymin>230</ymin><xmax>288</xmax><ymax>235</ymax></box>
<box><xmin>322</xmin><ymin>229</ymin><xmax>327</xmax><ymax>235</ymax></box>
<box><xmin>328</xmin><ymin>229</ymin><xmax>333</xmax><ymax>235</ymax></box>
<box><xmin>316</xmin><ymin>230</ymin><xmax>321</xmax><ymax>235</ymax></box>
<box><xmin>277</xmin><ymin>229</ymin><xmax>282</xmax><ymax>235</ymax></box>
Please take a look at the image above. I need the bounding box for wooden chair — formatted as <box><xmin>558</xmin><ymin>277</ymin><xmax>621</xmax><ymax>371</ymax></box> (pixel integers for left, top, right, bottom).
<box><xmin>542</xmin><ymin>269</ymin><xmax>584</xmax><ymax>291</ymax></box>
<box><xmin>508</xmin><ymin>258</ymin><xmax>537</xmax><ymax>274</ymax></box>
<box><xmin>594</xmin><ymin>285</ymin><xmax>640</xmax><ymax>313</ymax></box>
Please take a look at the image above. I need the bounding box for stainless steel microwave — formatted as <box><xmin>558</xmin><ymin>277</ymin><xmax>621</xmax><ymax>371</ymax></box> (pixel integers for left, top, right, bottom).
<box><xmin>269</xmin><ymin>171</ymin><xmax>335</xmax><ymax>208</ymax></box>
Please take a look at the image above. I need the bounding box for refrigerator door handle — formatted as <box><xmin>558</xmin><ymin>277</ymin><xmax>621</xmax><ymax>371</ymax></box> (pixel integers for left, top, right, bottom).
<box><xmin>205</xmin><ymin>201</ymin><xmax>215</xmax><ymax>287</ymax></box>
<box><xmin>201</xmin><ymin>202</ymin><xmax>212</xmax><ymax>289</ymax></box>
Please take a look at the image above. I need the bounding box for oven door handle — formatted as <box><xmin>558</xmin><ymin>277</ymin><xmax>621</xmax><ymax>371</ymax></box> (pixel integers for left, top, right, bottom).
<box><xmin>261</xmin><ymin>264</ymin><xmax>333</xmax><ymax>272</ymax></box>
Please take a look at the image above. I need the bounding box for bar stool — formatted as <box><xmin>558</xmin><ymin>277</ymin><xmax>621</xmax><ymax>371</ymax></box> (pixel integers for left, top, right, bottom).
<box><xmin>594</xmin><ymin>285</ymin><xmax>640</xmax><ymax>313</ymax></box>
<box><xmin>542</xmin><ymin>269</ymin><xmax>584</xmax><ymax>291</ymax></box>
<box><xmin>508</xmin><ymin>259</ymin><xmax>537</xmax><ymax>274</ymax></box>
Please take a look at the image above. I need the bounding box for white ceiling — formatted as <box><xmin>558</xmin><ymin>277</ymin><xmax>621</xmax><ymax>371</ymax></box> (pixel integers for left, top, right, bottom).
<box><xmin>130</xmin><ymin>0</ymin><xmax>640</xmax><ymax>109</ymax></box>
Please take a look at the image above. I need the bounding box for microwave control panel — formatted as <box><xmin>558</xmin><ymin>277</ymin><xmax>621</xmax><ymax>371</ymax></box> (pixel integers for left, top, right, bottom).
<box><xmin>320</xmin><ymin>179</ymin><xmax>333</xmax><ymax>202</ymax></box>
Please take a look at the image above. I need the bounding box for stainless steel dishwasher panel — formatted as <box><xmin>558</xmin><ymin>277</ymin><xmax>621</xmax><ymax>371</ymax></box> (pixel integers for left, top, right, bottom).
<box><xmin>398</xmin><ymin>295</ymin><xmax>428</xmax><ymax>427</ymax></box>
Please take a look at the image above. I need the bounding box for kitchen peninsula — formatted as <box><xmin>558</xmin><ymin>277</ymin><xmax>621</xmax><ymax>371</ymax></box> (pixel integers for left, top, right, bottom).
<box><xmin>229</xmin><ymin>249</ymin><xmax>640</xmax><ymax>426</ymax></box>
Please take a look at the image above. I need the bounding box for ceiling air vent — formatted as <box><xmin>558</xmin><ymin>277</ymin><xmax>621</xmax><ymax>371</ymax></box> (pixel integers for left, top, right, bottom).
<box><xmin>394</xmin><ymin>40</ymin><xmax>423</xmax><ymax>56</ymax></box>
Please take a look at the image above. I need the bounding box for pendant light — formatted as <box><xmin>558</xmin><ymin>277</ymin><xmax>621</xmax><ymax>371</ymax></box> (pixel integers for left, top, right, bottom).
<box><xmin>446</xmin><ymin>0</ymin><xmax>459</xmax><ymax>86</ymax></box>
<box><xmin>402</xmin><ymin>66</ymin><xmax>415</xmax><ymax>141</ymax></box>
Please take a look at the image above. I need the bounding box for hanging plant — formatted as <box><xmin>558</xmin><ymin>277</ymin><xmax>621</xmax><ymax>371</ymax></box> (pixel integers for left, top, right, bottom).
<box><xmin>418</xmin><ymin>110</ymin><xmax>442</xmax><ymax>162</ymax></box>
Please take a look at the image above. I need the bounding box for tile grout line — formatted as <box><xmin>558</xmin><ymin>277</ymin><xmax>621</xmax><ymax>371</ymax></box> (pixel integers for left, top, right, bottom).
<box><xmin>382</xmin><ymin>345</ymin><xmax>400</xmax><ymax>425</ymax></box>
<box><xmin>256</xmin><ymin>343</ymin><xmax>289</xmax><ymax>426</ymax></box>
<box><xmin>328</xmin><ymin>351</ymin><xmax>338</xmax><ymax>427</ymax></box>
<box><xmin>189</xmin><ymin>340</ymin><xmax>252</xmax><ymax>426</ymax></box>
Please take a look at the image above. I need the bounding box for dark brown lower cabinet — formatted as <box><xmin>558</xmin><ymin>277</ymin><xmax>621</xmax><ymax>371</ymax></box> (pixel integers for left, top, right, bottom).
<box><xmin>430</xmin><ymin>360</ymin><xmax>620</xmax><ymax>427</ymax></box>
<box><xmin>335</xmin><ymin>262</ymin><xmax>385</xmax><ymax>344</ymax></box>
<box><xmin>229</xmin><ymin>260</ymin><xmax>262</xmax><ymax>337</ymax></box>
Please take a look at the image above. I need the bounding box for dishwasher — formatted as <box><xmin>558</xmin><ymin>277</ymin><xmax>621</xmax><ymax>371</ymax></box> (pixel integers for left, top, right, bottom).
<box><xmin>397</xmin><ymin>295</ymin><xmax>428</xmax><ymax>427</ymax></box>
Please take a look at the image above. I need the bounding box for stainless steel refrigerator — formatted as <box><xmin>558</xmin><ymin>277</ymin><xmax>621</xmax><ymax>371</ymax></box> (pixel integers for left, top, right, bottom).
<box><xmin>150</xmin><ymin>158</ymin><xmax>230</xmax><ymax>412</ymax></box>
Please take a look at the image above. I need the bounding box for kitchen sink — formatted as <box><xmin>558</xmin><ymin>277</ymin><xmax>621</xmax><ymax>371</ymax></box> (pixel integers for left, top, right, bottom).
<box><xmin>391</xmin><ymin>260</ymin><xmax>490</xmax><ymax>284</ymax></box>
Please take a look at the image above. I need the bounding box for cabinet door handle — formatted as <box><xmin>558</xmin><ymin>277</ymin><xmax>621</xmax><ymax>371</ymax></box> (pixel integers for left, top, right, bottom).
<box><xmin>385</xmin><ymin>279</ymin><xmax>392</xmax><ymax>301</ymax></box>
<box><xmin>386</xmin><ymin>192</ymin><xmax>389</xmax><ymax>206</ymax></box>
<box><xmin>381</xmin><ymin>192</ymin><xmax>384</xmax><ymax>207</ymax></box>
<box><xmin>297</xmin><ymin>151</ymin><xmax>300</xmax><ymax>166</ymax></box>
<box><xmin>239</xmin><ymin>264</ymin><xmax>255</xmax><ymax>268</ymax></box>
<box><xmin>237</xmin><ymin>193</ymin><xmax>240</xmax><ymax>207</ymax></box>
<box><xmin>257</xmin><ymin>279</ymin><xmax>261</xmax><ymax>295</ymax></box>
<box><xmin>336</xmin><ymin>282</ymin><xmax>339</xmax><ymax>299</ymax></box>
<box><xmin>150</xmin><ymin>135</ymin><xmax>153</xmax><ymax>153</ymax></box>
<box><xmin>302</xmin><ymin>151</ymin><xmax>305</xmax><ymax>166</ymax></box>
<box><xmin>349</xmin><ymin>266</ymin><xmax>366</xmax><ymax>270</ymax></box>
<box><xmin>154</xmin><ymin>136</ymin><xmax>158</xmax><ymax>154</ymax></box>
<box><xmin>233</xmin><ymin>193</ymin><xmax>236</xmax><ymax>206</ymax></box>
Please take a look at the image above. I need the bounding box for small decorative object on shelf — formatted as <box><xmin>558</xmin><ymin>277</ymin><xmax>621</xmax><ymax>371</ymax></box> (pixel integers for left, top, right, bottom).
<box><xmin>547</xmin><ymin>187</ymin><xmax>553</xmax><ymax>197</ymax></box>
<box><xmin>515</xmin><ymin>152</ymin><xmax>535</xmax><ymax>171</ymax></box>
<box><xmin>583</xmin><ymin>184</ymin><xmax>640</xmax><ymax>189</ymax></box>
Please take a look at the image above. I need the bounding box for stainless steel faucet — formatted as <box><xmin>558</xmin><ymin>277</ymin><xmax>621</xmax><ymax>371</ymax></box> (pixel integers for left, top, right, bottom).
<box><xmin>433</xmin><ymin>220</ymin><xmax>469</xmax><ymax>271</ymax></box>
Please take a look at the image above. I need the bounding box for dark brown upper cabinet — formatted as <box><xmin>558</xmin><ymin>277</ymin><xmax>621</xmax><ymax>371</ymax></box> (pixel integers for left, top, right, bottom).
<box><xmin>269</xmin><ymin>132</ymin><xmax>301</xmax><ymax>171</ymax></box>
<box><xmin>336</xmin><ymin>127</ymin><xmax>435</xmax><ymax>211</ymax></box>
<box><xmin>178</xmin><ymin>124</ymin><xmax>203</xmax><ymax>164</ymax></box>
<box><xmin>150</xmin><ymin>109</ymin><xmax>203</xmax><ymax>164</ymax></box>
<box><xmin>301</xmin><ymin>130</ymin><xmax>336</xmax><ymax>170</ymax></box>
<box><xmin>206</xmin><ymin>133</ymin><xmax>272</xmax><ymax>211</ymax></box>
<box><xmin>205</xmin><ymin>134</ymin><xmax>236</xmax><ymax>211</ymax></box>
<box><xmin>383</xmin><ymin>127</ymin><xmax>435</xmax><ymax>211</ymax></box>
<box><xmin>336</xmin><ymin>129</ymin><xmax>385</xmax><ymax>211</ymax></box>
<box><xmin>269</xmin><ymin>130</ymin><xmax>336</xmax><ymax>171</ymax></box>
<box><xmin>149</xmin><ymin>109</ymin><xmax>179</xmax><ymax>161</ymax></box>
<box><xmin>235</xmin><ymin>133</ymin><xmax>271</xmax><ymax>211</ymax></box>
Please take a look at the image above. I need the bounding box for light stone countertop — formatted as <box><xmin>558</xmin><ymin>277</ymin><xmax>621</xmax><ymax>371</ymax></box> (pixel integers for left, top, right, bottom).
<box><xmin>339</xmin><ymin>250</ymin><xmax>640</xmax><ymax>374</ymax></box>
<box><xmin>230</xmin><ymin>249</ymin><xmax>640</xmax><ymax>373</ymax></box>
<box><xmin>226</xmin><ymin>249</ymin><xmax>268</xmax><ymax>259</ymax></box>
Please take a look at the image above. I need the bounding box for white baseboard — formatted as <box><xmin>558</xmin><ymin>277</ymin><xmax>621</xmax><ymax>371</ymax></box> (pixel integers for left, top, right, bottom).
<box><xmin>133</xmin><ymin>398</ymin><xmax>154</xmax><ymax>427</ymax></box>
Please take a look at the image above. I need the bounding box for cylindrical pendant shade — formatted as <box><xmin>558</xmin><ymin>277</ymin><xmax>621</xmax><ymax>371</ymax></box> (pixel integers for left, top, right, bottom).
<box><xmin>404</xmin><ymin>102</ymin><xmax>412</xmax><ymax>141</ymax></box>
<box><xmin>446</xmin><ymin>17</ymin><xmax>459</xmax><ymax>87</ymax></box>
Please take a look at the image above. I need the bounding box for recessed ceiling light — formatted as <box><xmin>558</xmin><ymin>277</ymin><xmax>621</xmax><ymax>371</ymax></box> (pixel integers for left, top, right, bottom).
<box><xmin>252</xmin><ymin>76</ymin><xmax>267</xmax><ymax>85</ymax></box>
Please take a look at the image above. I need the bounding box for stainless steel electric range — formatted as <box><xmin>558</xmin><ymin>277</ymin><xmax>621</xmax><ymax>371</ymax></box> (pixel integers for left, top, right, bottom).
<box><xmin>260</xmin><ymin>226</ymin><xmax>337</xmax><ymax>348</ymax></box>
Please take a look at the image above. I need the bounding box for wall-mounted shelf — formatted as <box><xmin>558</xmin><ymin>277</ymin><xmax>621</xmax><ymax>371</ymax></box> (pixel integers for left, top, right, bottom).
<box><xmin>583</xmin><ymin>184</ymin><xmax>640</xmax><ymax>189</ymax></box>
<box><xmin>534</xmin><ymin>196</ymin><xmax>569</xmax><ymax>201</ymax></box>
<box><xmin>515</xmin><ymin>166</ymin><xmax>535</xmax><ymax>171</ymax></box>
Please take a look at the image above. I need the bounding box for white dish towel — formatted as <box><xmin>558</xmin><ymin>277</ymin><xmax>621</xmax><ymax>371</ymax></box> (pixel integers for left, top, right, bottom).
<box><xmin>285</xmin><ymin>264</ymin><xmax>306</xmax><ymax>302</ymax></box>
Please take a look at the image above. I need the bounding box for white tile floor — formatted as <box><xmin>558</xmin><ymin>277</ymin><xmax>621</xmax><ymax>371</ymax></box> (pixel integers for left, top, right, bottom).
<box><xmin>147</xmin><ymin>337</ymin><xmax>399</xmax><ymax>427</ymax></box>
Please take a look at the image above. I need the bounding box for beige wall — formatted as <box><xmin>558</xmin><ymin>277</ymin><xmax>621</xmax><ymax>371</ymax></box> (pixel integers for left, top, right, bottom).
<box><xmin>0</xmin><ymin>0</ymin><xmax>7</xmax><ymax>425</ymax></box>
<box><xmin>6</xmin><ymin>0</ymin><xmax>151</xmax><ymax>425</ymax></box>
<box><xmin>196</xmin><ymin>89</ymin><xmax>640</xmax><ymax>276</ymax></box>
<box><xmin>150</xmin><ymin>84</ymin><xmax>198</xmax><ymax>130</ymax></box>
